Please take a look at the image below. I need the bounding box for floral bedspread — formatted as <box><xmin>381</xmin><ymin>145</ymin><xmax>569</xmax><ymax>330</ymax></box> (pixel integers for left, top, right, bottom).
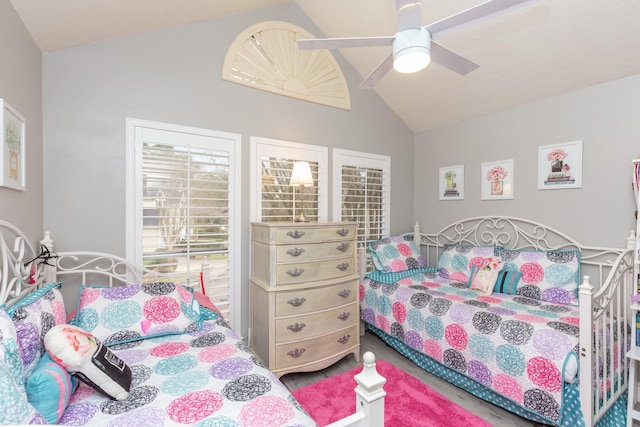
<box><xmin>360</xmin><ymin>272</ymin><xmax>581</xmax><ymax>423</ymax></box>
<box><xmin>58</xmin><ymin>312</ymin><xmax>316</xmax><ymax>427</ymax></box>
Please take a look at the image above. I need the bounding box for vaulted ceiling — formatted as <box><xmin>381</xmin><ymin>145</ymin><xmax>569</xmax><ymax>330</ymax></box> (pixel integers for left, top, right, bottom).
<box><xmin>10</xmin><ymin>0</ymin><xmax>640</xmax><ymax>133</ymax></box>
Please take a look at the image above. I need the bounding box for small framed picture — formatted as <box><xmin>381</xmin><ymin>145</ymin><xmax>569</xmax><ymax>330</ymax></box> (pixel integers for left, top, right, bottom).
<box><xmin>439</xmin><ymin>165</ymin><xmax>464</xmax><ymax>200</ymax></box>
<box><xmin>1</xmin><ymin>99</ymin><xmax>26</xmax><ymax>191</ymax></box>
<box><xmin>537</xmin><ymin>141</ymin><xmax>583</xmax><ymax>190</ymax></box>
<box><xmin>481</xmin><ymin>159</ymin><xmax>514</xmax><ymax>200</ymax></box>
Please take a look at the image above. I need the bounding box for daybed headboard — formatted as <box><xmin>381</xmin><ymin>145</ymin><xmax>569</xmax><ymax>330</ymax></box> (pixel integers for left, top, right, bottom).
<box><xmin>0</xmin><ymin>220</ymin><xmax>47</xmax><ymax>307</ymax></box>
<box><xmin>0</xmin><ymin>220</ymin><xmax>206</xmax><ymax>311</ymax></box>
<box><xmin>412</xmin><ymin>216</ymin><xmax>635</xmax><ymax>292</ymax></box>
<box><xmin>45</xmin><ymin>250</ymin><xmax>206</xmax><ymax>312</ymax></box>
<box><xmin>359</xmin><ymin>216</ymin><xmax>634</xmax><ymax>299</ymax></box>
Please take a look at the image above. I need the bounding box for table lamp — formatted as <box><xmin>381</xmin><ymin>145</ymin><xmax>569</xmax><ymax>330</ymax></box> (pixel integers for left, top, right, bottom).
<box><xmin>289</xmin><ymin>161</ymin><xmax>314</xmax><ymax>222</ymax></box>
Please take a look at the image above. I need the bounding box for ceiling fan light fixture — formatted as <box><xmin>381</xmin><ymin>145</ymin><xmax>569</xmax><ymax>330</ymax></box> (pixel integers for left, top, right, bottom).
<box><xmin>393</xmin><ymin>28</ymin><xmax>431</xmax><ymax>74</ymax></box>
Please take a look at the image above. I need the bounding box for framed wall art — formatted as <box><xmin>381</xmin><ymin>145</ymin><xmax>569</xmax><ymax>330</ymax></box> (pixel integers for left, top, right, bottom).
<box><xmin>439</xmin><ymin>165</ymin><xmax>464</xmax><ymax>200</ymax></box>
<box><xmin>537</xmin><ymin>140</ymin><xmax>583</xmax><ymax>190</ymax></box>
<box><xmin>481</xmin><ymin>159</ymin><xmax>513</xmax><ymax>200</ymax></box>
<box><xmin>1</xmin><ymin>99</ymin><xmax>26</xmax><ymax>191</ymax></box>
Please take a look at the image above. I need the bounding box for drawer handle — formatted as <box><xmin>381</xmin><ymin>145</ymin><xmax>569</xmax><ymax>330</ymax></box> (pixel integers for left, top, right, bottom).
<box><xmin>287</xmin><ymin>297</ymin><xmax>306</xmax><ymax>307</ymax></box>
<box><xmin>287</xmin><ymin>230</ymin><xmax>305</xmax><ymax>239</ymax></box>
<box><xmin>287</xmin><ymin>322</ymin><xmax>306</xmax><ymax>333</ymax></box>
<box><xmin>336</xmin><ymin>263</ymin><xmax>349</xmax><ymax>271</ymax></box>
<box><xmin>336</xmin><ymin>243</ymin><xmax>350</xmax><ymax>252</ymax></box>
<box><xmin>338</xmin><ymin>312</ymin><xmax>351</xmax><ymax>321</ymax></box>
<box><xmin>286</xmin><ymin>268</ymin><xmax>305</xmax><ymax>277</ymax></box>
<box><xmin>286</xmin><ymin>248</ymin><xmax>305</xmax><ymax>257</ymax></box>
<box><xmin>338</xmin><ymin>289</ymin><xmax>351</xmax><ymax>298</ymax></box>
<box><xmin>287</xmin><ymin>348</ymin><xmax>306</xmax><ymax>358</ymax></box>
<box><xmin>336</xmin><ymin>228</ymin><xmax>350</xmax><ymax>237</ymax></box>
<box><xmin>337</xmin><ymin>335</ymin><xmax>351</xmax><ymax>345</ymax></box>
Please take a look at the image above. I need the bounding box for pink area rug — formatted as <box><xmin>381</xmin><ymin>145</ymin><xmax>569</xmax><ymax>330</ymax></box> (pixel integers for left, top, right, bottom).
<box><xmin>292</xmin><ymin>359</ymin><xmax>493</xmax><ymax>427</ymax></box>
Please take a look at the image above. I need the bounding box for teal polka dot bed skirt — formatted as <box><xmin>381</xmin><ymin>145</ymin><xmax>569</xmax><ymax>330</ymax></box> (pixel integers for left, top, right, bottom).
<box><xmin>366</xmin><ymin>324</ymin><xmax>627</xmax><ymax>427</ymax></box>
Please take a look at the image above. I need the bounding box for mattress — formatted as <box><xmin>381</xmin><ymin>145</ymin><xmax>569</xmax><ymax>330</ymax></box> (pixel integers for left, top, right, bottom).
<box><xmin>360</xmin><ymin>271</ymin><xmax>581</xmax><ymax>423</ymax></box>
<box><xmin>58</xmin><ymin>310</ymin><xmax>317</xmax><ymax>426</ymax></box>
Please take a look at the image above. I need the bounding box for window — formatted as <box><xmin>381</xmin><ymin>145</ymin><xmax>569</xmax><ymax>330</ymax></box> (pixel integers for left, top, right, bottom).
<box><xmin>126</xmin><ymin>119</ymin><xmax>241</xmax><ymax>330</ymax></box>
<box><xmin>250</xmin><ymin>137</ymin><xmax>328</xmax><ymax>222</ymax></box>
<box><xmin>222</xmin><ymin>21</ymin><xmax>350</xmax><ymax>110</ymax></box>
<box><xmin>333</xmin><ymin>149</ymin><xmax>390</xmax><ymax>244</ymax></box>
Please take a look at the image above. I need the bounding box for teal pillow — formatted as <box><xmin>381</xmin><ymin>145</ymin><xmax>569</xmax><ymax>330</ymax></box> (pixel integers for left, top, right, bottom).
<box><xmin>493</xmin><ymin>270</ymin><xmax>522</xmax><ymax>295</ymax></box>
<box><xmin>26</xmin><ymin>352</ymin><xmax>78</xmax><ymax>423</ymax></box>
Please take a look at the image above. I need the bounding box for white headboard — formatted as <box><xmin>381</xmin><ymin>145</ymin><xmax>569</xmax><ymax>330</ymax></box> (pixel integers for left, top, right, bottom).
<box><xmin>0</xmin><ymin>220</ymin><xmax>48</xmax><ymax>307</ymax></box>
<box><xmin>412</xmin><ymin>216</ymin><xmax>635</xmax><ymax>291</ymax></box>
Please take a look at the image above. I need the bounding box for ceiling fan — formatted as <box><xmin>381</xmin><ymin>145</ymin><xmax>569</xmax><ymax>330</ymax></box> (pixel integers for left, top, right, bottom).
<box><xmin>297</xmin><ymin>0</ymin><xmax>534</xmax><ymax>89</ymax></box>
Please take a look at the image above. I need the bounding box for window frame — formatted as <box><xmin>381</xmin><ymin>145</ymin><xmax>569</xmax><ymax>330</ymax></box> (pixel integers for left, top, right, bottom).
<box><xmin>332</xmin><ymin>148</ymin><xmax>391</xmax><ymax>242</ymax></box>
<box><xmin>125</xmin><ymin>118</ymin><xmax>242</xmax><ymax>331</ymax></box>
<box><xmin>250</xmin><ymin>136</ymin><xmax>328</xmax><ymax>222</ymax></box>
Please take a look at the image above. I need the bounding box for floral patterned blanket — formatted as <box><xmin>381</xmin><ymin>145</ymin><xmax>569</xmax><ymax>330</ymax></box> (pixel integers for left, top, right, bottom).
<box><xmin>58</xmin><ymin>311</ymin><xmax>316</xmax><ymax>427</ymax></box>
<box><xmin>360</xmin><ymin>272</ymin><xmax>581</xmax><ymax>424</ymax></box>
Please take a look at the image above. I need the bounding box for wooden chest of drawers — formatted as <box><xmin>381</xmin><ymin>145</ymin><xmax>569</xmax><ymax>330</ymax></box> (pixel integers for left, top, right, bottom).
<box><xmin>250</xmin><ymin>222</ymin><xmax>360</xmax><ymax>377</ymax></box>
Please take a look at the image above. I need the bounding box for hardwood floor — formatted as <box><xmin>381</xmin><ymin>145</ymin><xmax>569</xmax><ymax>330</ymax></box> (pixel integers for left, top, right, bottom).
<box><xmin>280</xmin><ymin>329</ymin><xmax>536</xmax><ymax>427</ymax></box>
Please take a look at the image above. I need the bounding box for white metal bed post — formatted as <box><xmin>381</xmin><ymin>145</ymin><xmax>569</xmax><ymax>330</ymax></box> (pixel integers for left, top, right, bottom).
<box><xmin>40</xmin><ymin>231</ymin><xmax>56</xmax><ymax>284</ymax></box>
<box><xmin>578</xmin><ymin>275</ymin><xmax>594</xmax><ymax>427</ymax></box>
<box><xmin>414</xmin><ymin>222</ymin><xmax>421</xmax><ymax>247</ymax></box>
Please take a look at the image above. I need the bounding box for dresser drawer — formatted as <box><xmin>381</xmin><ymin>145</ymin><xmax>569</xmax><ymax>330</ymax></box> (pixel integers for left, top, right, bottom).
<box><xmin>275</xmin><ymin>325</ymin><xmax>358</xmax><ymax>370</ymax></box>
<box><xmin>274</xmin><ymin>224</ymin><xmax>356</xmax><ymax>244</ymax></box>
<box><xmin>275</xmin><ymin>302</ymin><xmax>357</xmax><ymax>342</ymax></box>
<box><xmin>276</xmin><ymin>241</ymin><xmax>353</xmax><ymax>262</ymax></box>
<box><xmin>276</xmin><ymin>257</ymin><xmax>355</xmax><ymax>285</ymax></box>
<box><xmin>275</xmin><ymin>279</ymin><xmax>357</xmax><ymax>316</ymax></box>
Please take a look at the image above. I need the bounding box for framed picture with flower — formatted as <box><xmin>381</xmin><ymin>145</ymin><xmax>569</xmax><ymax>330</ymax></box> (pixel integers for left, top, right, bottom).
<box><xmin>481</xmin><ymin>159</ymin><xmax>513</xmax><ymax>200</ymax></box>
<box><xmin>438</xmin><ymin>165</ymin><xmax>464</xmax><ymax>200</ymax></box>
<box><xmin>0</xmin><ymin>99</ymin><xmax>26</xmax><ymax>191</ymax></box>
<box><xmin>537</xmin><ymin>141</ymin><xmax>583</xmax><ymax>190</ymax></box>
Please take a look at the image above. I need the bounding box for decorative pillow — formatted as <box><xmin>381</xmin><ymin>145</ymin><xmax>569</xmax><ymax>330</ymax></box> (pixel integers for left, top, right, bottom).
<box><xmin>493</xmin><ymin>270</ymin><xmax>522</xmax><ymax>295</ymax></box>
<box><xmin>0</xmin><ymin>308</ymin><xmax>24</xmax><ymax>389</ymax></box>
<box><xmin>26</xmin><ymin>352</ymin><xmax>79</xmax><ymax>423</ymax></box>
<box><xmin>0</xmin><ymin>354</ymin><xmax>45</xmax><ymax>425</ymax></box>
<box><xmin>74</xmin><ymin>282</ymin><xmax>202</xmax><ymax>346</ymax></box>
<box><xmin>496</xmin><ymin>248</ymin><xmax>580</xmax><ymax>305</ymax></box>
<box><xmin>44</xmin><ymin>324</ymin><xmax>132</xmax><ymax>400</ymax></box>
<box><xmin>437</xmin><ymin>245</ymin><xmax>496</xmax><ymax>283</ymax></box>
<box><xmin>8</xmin><ymin>282</ymin><xmax>66</xmax><ymax>376</ymax></box>
<box><xmin>468</xmin><ymin>257</ymin><xmax>503</xmax><ymax>294</ymax></box>
<box><xmin>368</xmin><ymin>235</ymin><xmax>426</xmax><ymax>273</ymax></box>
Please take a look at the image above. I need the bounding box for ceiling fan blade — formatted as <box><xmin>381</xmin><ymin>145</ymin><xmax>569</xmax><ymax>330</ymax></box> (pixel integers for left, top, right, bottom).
<box><xmin>395</xmin><ymin>0</ymin><xmax>422</xmax><ymax>31</ymax></box>
<box><xmin>430</xmin><ymin>41</ymin><xmax>479</xmax><ymax>75</ymax></box>
<box><xmin>425</xmin><ymin>0</ymin><xmax>535</xmax><ymax>37</ymax></box>
<box><xmin>297</xmin><ymin>36</ymin><xmax>394</xmax><ymax>50</ymax></box>
<box><xmin>359</xmin><ymin>53</ymin><xmax>394</xmax><ymax>89</ymax></box>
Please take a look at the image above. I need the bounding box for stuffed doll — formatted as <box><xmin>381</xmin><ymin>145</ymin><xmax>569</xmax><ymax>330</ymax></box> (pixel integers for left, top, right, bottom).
<box><xmin>44</xmin><ymin>324</ymin><xmax>132</xmax><ymax>400</ymax></box>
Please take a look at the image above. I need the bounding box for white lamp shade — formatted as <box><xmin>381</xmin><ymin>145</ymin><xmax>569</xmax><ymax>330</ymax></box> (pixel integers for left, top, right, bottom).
<box><xmin>289</xmin><ymin>161</ymin><xmax>314</xmax><ymax>186</ymax></box>
<box><xmin>393</xmin><ymin>28</ymin><xmax>431</xmax><ymax>74</ymax></box>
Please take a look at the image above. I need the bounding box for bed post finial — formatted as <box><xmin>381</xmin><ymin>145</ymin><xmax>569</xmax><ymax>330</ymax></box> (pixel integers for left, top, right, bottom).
<box><xmin>627</xmin><ymin>230</ymin><xmax>636</xmax><ymax>250</ymax></box>
<box><xmin>40</xmin><ymin>231</ymin><xmax>54</xmax><ymax>252</ymax></box>
<box><xmin>353</xmin><ymin>351</ymin><xmax>386</xmax><ymax>427</ymax></box>
<box><xmin>414</xmin><ymin>222</ymin><xmax>421</xmax><ymax>245</ymax></box>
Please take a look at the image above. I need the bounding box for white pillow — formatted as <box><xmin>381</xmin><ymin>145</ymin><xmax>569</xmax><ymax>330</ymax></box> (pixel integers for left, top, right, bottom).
<box><xmin>44</xmin><ymin>324</ymin><xmax>132</xmax><ymax>400</ymax></box>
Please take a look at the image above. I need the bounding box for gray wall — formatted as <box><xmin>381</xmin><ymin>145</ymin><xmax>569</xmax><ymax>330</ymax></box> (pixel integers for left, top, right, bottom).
<box><xmin>42</xmin><ymin>4</ymin><xmax>415</xmax><ymax>335</ymax></box>
<box><xmin>415</xmin><ymin>73</ymin><xmax>640</xmax><ymax>248</ymax></box>
<box><xmin>0</xmin><ymin>2</ymin><xmax>43</xmax><ymax>244</ymax></box>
